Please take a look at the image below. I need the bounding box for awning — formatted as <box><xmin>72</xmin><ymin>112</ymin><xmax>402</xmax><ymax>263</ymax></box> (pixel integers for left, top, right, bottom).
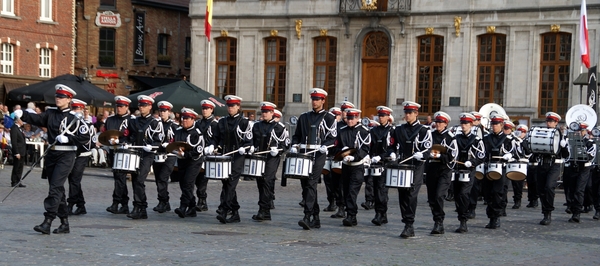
<box><xmin>3</xmin><ymin>82</ymin><xmax>27</xmax><ymax>92</ymax></box>
<box><xmin>129</xmin><ymin>75</ymin><xmax>180</xmax><ymax>90</ymax></box>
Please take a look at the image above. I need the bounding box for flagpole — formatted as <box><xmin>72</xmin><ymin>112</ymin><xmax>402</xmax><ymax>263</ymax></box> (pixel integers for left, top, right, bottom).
<box><xmin>206</xmin><ymin>40</ymin><xmax>211</xmax><ymax>92</ymax></box>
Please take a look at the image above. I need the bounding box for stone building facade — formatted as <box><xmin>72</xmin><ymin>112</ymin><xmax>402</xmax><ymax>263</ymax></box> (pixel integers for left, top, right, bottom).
<box><xmin>189</xmin><ymin>0</ymin><xmax>600</xmax><ymax>125</ymax></box>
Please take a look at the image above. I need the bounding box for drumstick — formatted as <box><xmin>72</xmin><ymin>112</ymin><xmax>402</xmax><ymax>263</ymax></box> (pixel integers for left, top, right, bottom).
<box><xmin>127</xmin><ymin>145</ymin><xmax>159</xmax><ymax>149</ymax></box>
<box><xmin>398</xmin><ymin>155</ymin><xmax>414</xmax><ymax>164</ymax></box>
<box><xmin>222</xmin><ymin>146</ymin><xmax>251</xmax><ymax>156</ymax></box>
<box><xmin>253</xmin><ymin>148</ymin><xmax>284</xmax><ymax>155</ymax></box>
<box><xmin>303</xmin><ymin>144</ymin><xmax>335</xmax><ymax>155</ymax></box>
<box><xmin>451</xmin><ymin>160</ymin><xmax>466</xmax><ymax>165</ymax></box>
<box><xmin>491</xmin><ymin>156</ymin><xmax>504</xmax><ymax>159</ymax></box>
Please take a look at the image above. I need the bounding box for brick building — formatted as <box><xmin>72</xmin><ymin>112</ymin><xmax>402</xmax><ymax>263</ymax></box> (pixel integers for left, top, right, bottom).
<box><xmin>0</xmin><ymin>0</ymin><xmax>75</xmax><ymax>103</ymax></box>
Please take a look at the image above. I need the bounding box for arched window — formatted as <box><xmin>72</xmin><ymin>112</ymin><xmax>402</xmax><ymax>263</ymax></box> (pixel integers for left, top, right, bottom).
<box><xmin>476</xmin><ymin>34</ymin><xmax>506</xmax><ymax>110</ymax></box>
<box><xmin>264</xmin><ymin>37</ymin><xmax>287</xmax><ymax>108</ymax></box>
<box><xmin>539</xmin><ymin>32</ymin><xmax>571</xmax><ymax>117</ymax></box>
<box><xmin>314</xmin><ymin>36</ymin><xmax>337</xmax><ymax>109</ymax></box>
<box><xmin>416</xmin><ymin>35</ymin><xmax>444</xmax><ymax>115</ymax></box>
<box><xmin>215</xmin><ymin>37</ymin><xmax>237</xmax><ymax>99</ymax></box>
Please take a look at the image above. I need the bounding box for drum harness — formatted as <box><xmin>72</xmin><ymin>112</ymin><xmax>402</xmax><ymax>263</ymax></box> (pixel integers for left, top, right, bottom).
<box><xmin>487</xmin><ymin>133</ymin><xmax>507</xmax><ymax>163</ymax></box>
<box><xmin>222</xmin><ymin>114</ymin><xmax>247</xmax><ymax>153</ymax></box>
<box><xmin>370</xmin><ymin>124</ymin><xmax>392</xmax><ymax>167</ymax></box>
<box><xmin>456</xmin><ymin>133</ymin><xmax>479</xmax><ymax>170</ymax></box>
<box><xmin>399</xmin><ymin>123</ymin><xmax>432</xmax><ymax>164</ymax></box>
<box><xmin>146</xmin><ymin>119</ymin><xmax>175</xmax><ymax>156</ymax></box>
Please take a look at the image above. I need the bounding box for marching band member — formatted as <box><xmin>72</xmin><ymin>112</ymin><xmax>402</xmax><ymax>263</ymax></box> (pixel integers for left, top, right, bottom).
<box><xmin>195</xmin><ymin>100</ymin><xmax>218</xmax><ymax>212</ymax></box>
<box><xmin>212</xmin><ymin>95</ymin><xmax>252</xmax><ymax>224</ymax></box>
<box><xmin>563</xmin><ymin>122</ymin><xmax>595</xmax><ymax>223</ymax></box>
<box><xmin>518</xmin><ymin>125</ymin><xmax>539</xmax><ymax>208</ymax></box>
<box><xmin>105</xmin><ymin>96</ymin><xmax>136</xmax><ymax>215</ymax></box>
<box><xmin>125</xmin><ymin>95</ymin><xmax>157</xmax><ymax>220</ymax></box>
<box><xmin>172</xmin><ymin>108</ymin><xmax>205</xmax><ymax>218</ymax></box>
<box><xmin>507</xmin><ymin>122</ymin><xmax>528</xmax><ymax>210</ymax></box>
<box><xmin>15</xmin><ymin>84</ymin><xmax>91</xmax><ymax>234</ymax></box>
<box><xmin>425</xmin><ymin>111</ymin><xmax>457</xmax><ymax>234</ymax></box>
<box><xmin>452</xmin><ymin>113</ymin><xmax>485</xmax><ymax>233</ymax></box>
<box><xmin>481</xmin><ymin>114</ymin><xmax>516</xmax><ymax>229</ymax></box>
<box><xmin>535</xmin><ymin>112</ymin><xmax>569</xmax><ymax>225</ymax></box>
<box><xmin>329</xmin><ymin>101</ymin><xmax>354</xmax><ymax>219</ymax></box>
<box><xmin>466</xmin><ymin>111</ymin><xmax>486</xmax><ymax>218</ymax></box>
<box><xmin>323</xmin><ymin>107</ymin><xmax>342</xmax><ymax>213</ymax></box>
<box><xmin>149</xmin><ymin>101</ymin><xmax>177</xmax><ymax>213</ymax></box>
<box><xmin>250</xmin><ymin>102</ymin><xmax>288</xmax><ymax>221</ymax></box>
<box><xmin>500</xmin><ymin>120</ymin><xmax>516</xmax><ymax>215</ymax></box>
<box><xmin>387</xmin><ymin>101</ymin><xmax>432</xmax><ymax>238</ymax></box>
<box><xmin>66</xmin><ymin>99</ymin><xmax>94</xmax><ymax>216</ymax></box>
<box><xmin>270</xmin><ymin>109</ymin><xmax>286</xmax><ymax>208</ymax></box>
<box><xmin>333</xmin><ymin>108</ymin><xmax>370</xmax><ymax>226</ymax></box>
<box><xmin>369</xmin><ymin>106</ymin><xmax>395</xmax><ymax>226</ymax></box>
<box><xmin>290</xmin><ymin>88</ymin><xmax>337</xmax><ymax>230</ymax></box>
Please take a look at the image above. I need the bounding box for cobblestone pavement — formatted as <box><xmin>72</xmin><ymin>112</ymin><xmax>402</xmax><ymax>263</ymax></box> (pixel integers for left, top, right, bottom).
<box><xmin>0</xmin><ymin>165</ymin><xmax>598</xmax><ymax>265</ymax></box>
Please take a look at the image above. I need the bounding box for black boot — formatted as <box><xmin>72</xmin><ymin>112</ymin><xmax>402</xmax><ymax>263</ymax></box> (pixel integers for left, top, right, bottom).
<box><xmin>593</xmin><ymin>210</ymin><xmax>600</xmax><ymax>220</ymax></box>
<box><xmin>186</xmin><ymin>207</ymin><xmax>197</xmax><ymax>217</ymax></box>
<box><xmin>323</xmin><ymin>201</ymin><xmax>337</xmax><ymax>212</ymax></box>
<box><xmin>252</xmin><ymin>209</ymin><xmax>271</xmax><ymax>221</ymax></box>
<box><xmin>310</xmin><ymin>214</ymin><xmax>321</xmax><ymax>228</ymax></box>
<box><xmin>380</xmin><ymin>213</ymin><xmax>388</xmax><ymax>224</ymax></box>
<box><xmin>52</xmin><ymin>217</ymin><xmax>70</xmax><ymax>234</ymax></box>
<box><xmin>67</xmin><ymin>203</ymin><xmax>75</xmax><ymax>215</ymax></box>
<box><xmin>582</xmin><ymin>205</ymin><xmax>591</xmax><ymax>213</ymax></box>
<box><xmin>106</xmin><ymin>202</ymin><xmax>119</xmax><ymax>213</ymax></box>
<box><xmin>269</xmin><ymin>200</ymin><xmax>275</xmax><ymax>210</ymax></box>
<box><xmin>500</xmin><ymin>209</ymin><xmax>507</xmax><ymax>217</ymax></box>
<box><xmin>372</xmin><ymin>213</ymin><xmax>383</xmax><ymax>226</ymax></box>
<box><xmin>430</xmin><ymin>221</ymin><xmax>444</xmax><ymax>234</ymax></box>
<box><xmin>72</xmin><ymin>205</ymin><xmax>87</xmax><ymax>215</ymax></box>
<box><xmin>33</xmin><ymin>218</ymin><xmax>53</xmax><ymax>234</ymax></box>
<box><xmin>455</xmin><ymin>220</ymin><xmax>468</xmax><ymax>233</ymax></box>
<box><xmin>299</xmin><ymin>199</ymin><xmax>306</xmax><ymax>207</ymax></box>
<box><xmin>298</xmin><ymin>214</ymin><xmax>311</xmax><ymax>230</ymax></box>
<box><xmin>175</xmin><ymin>206</ymin><xmax>188</xmax><ymax>218</ymax></box>
<box><xmin>568</xmin><ymin>213</ymin><xmax>581</xmax><ymax>223</ymax></box>
<box><xmin>445</xmin><ymin>193</ymin><xmax>455</xmax><ymax>201</ymax></box>
<box><xmin>466</xmin><ymin>209</ymin><xmax>476</xmax><ymax>219</ymax></box>
<box><xmin>400</xmin><ymin>224</ymin><xmax>415</xmax><ymax>238</ymax></box>
<box><xmin>342</xmin><ymin>215</ymin><xmax>357</xmax><ymax>226</ymax></box>
<box><xmin>216</xmin><ymin>209</ymin><xmax>228</xmax><ymax>224</ymax></box>
<box><xmin>116</xmin><ymin>204</ymin><xmax>129</xmax><ymax>214</ymax></box>
<box><xmin>155</xmin><ymin>202</ymin><xmax>171</xmax><ymax>213</ymax></box>
<box><xmin>361</xmin><ymin>201</ymin><xmax>374</xmax><ymax>210</ymax></box>
<box><xmin>127</xmin><ymin>207</ymin><xmax>148</xmax><ymax>219</ymax></box>
<box><xmin>526</xmin><ymin>200</ymin><xmax>538</xmax><ymax>208</ymax></box>
<box><xmin>540</xmin><ymin>212</ymin><xmax>552</xmax><ymax>225</ymax></box>
<box><xmin>226</xmin><ymin>210</ymin><xmax>240</xmax><ymax>223</ymax></box>
<box><xmin>512</xmin><ymin>200</ymin><xmax>521</xmax><ymax>209</ymax></box>
<box><xmin>196</xmin><ymin>198</ymin><xmax>208</xmax><ymax>212</ymax></box>
<box><xmin>331</xmin><ymin>206</ymin><xmax>345</xmax><ymax>218</ymax></box>
<box><xmin>485</xmin><ymin>218</ymin><xmax>500</xmax><ymax>229</ymax></box>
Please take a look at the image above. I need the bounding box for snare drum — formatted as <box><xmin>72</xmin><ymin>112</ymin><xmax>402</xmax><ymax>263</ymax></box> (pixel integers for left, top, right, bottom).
<box><xmin>322</xmin><ymin>158</ymin><xmax>333</xmax><ymax>175</ymax></box>
<box><xmin>385</xmin><ymin>163</ymin><xmax>414</xmax><ymax>188</ymax></box>
<box><xmin>242</xmin><ymin>154</ymin><xmax>266</xmax><ymax>178</ymax></box>
<box><xmin>331</xmin><ymin>160</ymin><xmax>343</xmax><ymax>174</ymax></box>
<box><xmin>204</xmin><ymin>155</ymin><xmax>232</xmax><ymax>180</ymax></box>
<box><xmin>526</xmin><ymin>127</ymin><xmax>560</xmax><ymax>154</ymax></box>
<box><xmin>284</xmin><ymin>153</ymin><xmax>313</xmax><ymax>179</ymax></box>
<box><xmin>475</xmin><ymin>164</ymin><xmax>485</xmax><ymax>180</ymax></box>
<box><xmin>113</xmin><ymin>149</ymin><xmax>141</xmax><ymax>172</ymax></box>
<box><xmin>506</xmin><ymin>159</ymin><xmax>528</xmax><ymax>181</ymax></box>
<box><xmin>154</xmin><ymin>154</ymin><xmax>168</xmax><ymax>163</ymax></box>
<box><xmin>369</xmin><ymin>165</ymin><xmax>384</xmax><ymax>176</ymax></box>
<box><xmin>455</xmin><ymin>170</ymin><xmax>471</xmax><ymax>182</ymax></box>
<box><xmin>486</xmin><ymin>162</ymin><xmax>503</xmax><ymax>180</ymax></box>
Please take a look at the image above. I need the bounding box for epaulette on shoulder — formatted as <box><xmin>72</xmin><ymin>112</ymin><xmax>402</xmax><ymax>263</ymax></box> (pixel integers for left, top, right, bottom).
<box><xmin>130</xmin><ymin>115</ymin><xmax>137</xmax><ymax>119</ymax></box>
<box><xmin>340</xmin><ymin>125</ymin><xmax>348</xmax><ymax>130</ymax></box>
<box><xmin>47</xmin><ymin>107</ymin><xmax>57</xmax><ymax>110</ymax></box>
<box><xmin>447</xmin><ymin>131</ymin><xmax>455</xmax><ymax>138</ymax></box>
<box><xmin>176</xmin><ymin>126</ymin><xmax>183</xmax><ymax>130</ymax></box>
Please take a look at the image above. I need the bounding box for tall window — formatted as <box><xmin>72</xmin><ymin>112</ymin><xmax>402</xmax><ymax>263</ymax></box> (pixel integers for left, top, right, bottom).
<box><xmin>264</xmin><ymin>37</ymin><xmax>287</xmax><ymax>108</ymax></box>
<box><xmin>1</xmin><ymin>0</ymin><xmax>14</xmax><ymax>16</ymax></box>
<box><xmin>184</xmin><ymin>37</ymin><xmax>191</xmax><ymax>68</ymax></box>
<box><xmin>100</xmin><ymin>0</ymin><xmax>116</xmax><ymax>8</ymax></box>
<box><xmin>476</xmin><ymin>34</ymin><xmax>506</xmax><ymax>110</ymax></box>
<box><xmin>0</xmin><ymin>43</ymin><xmax>14</xmax><ymax>75</ymax></box>
<box><xmin>539</xmin><ymin>32</ymin><xmax>571</xmax><ymax>117</ymax></box>
<box><xmin>40</xmin><ymin>0</ymin><xmax>52</xmax><ymax>21</ymax></box>
<box><xmin>314</xmin><ymin>37</ymin><xmax>337</xmax><ymax>109</ymax></box>
<box><xmin>215</xmin><ymin>37</ymin><xmax>237</xmax><ymax>99</ymax></box>
<box><xmin>416</xmin><ymin>35</ymin><xmax>444</xmax><ymax>115</ymax></box>
<box><xmin>39</xmin><ymin>48</ymin><xmax>51</xmax><ymax>77</ymax></box>
<box><xmin>157</xmin><ymin>34</ymin><xmax>169</xmax><ymax>65</ymax></box>
<box><xmin>99</xmin><ymin>28</ymin><xmax>115</xmax><ymax>67</ymax></box>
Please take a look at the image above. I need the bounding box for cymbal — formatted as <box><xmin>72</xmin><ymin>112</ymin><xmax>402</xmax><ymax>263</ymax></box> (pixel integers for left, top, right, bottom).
<box><xmin>431</xmin><ymin>144</ymin><xmax>447</xmax><ymax>154</ymax></box>
<box><xmin>98</xmin><ymin>130</ymin><xmax>123</xmax><ymax>146</ymax></box>
<box><xmin>333</xmin><ymin>148</ymin><xmax>356</xmax><ymax>161</ymax></box>
<box><xmin>166</xmin><ymin>141</ymin><xmax>193</xmax><ymax>153</ymax></box>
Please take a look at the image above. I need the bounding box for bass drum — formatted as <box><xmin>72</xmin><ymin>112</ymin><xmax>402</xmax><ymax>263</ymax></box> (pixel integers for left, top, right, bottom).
<box><xmin>526</xmin><ymin>127</ymin><xmax>560</xmax><ymax>155</ymax></box>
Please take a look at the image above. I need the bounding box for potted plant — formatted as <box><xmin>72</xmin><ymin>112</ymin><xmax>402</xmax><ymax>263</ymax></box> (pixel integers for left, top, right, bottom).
<box><xmin>157</xmin><ymin>54</ymin><xmax>171</xmax><ymax>65</ymax></box>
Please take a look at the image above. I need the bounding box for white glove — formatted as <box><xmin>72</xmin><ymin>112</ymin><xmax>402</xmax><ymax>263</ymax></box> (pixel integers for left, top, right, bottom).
<box><xmin>464</xmin><ymin>161</ymin><xmax>472</xmax><ymax>168</ymax></box>
<box><xmin>389</xmin><ymin>153</ymin><xmax>397</xmax><ymax>160</ymax></box>
<box><xmin>371</xmin><ymin>156</ymin><xmax>381</xmax><ymax>164</ymax></box>
<box><xmin>110</xmin><ymin>138</ymin><xmax>119</xmax><ymax>145</ymax></box>
<box><xmin>172</xmin><ymin>149</ymin><xmax>183</xmax><ymax>158</ymax></box>
<box><xmin>319</xmin><ymin>145</ymin><xmax>328</xmax><ymax>154</ymax></box>
<box><xmin>161</xmin><ymin>142</ymin><xmax>169</xmax><ymax>148</ymax></box>
<box><xmin>143</xmin><ymin>144</ymin><xmax>153</xmax><ymax>152</ymax></box>
<box><xmin>430</xmin><ymin>152</ymin><xmax>441</xmax><ymax>159</ymax></box>
<box><xmin>122</xmin><ymin>143</ymin><xmax>129</xmax><ymax>149</ymax></box>
<box><xmin>171</xmin><ymin>149</ymin><xmax>181</xmax><ymax>156</ymax></box>
<box><xmin>289</xmin><ymin>147</ymin><xmax>298</xmax><ymax>154</ymax></box>
<box><xmin>238</xmin><ymin>147</ymin><xmax>246</xmax><ymax>155</ymax></box>
<box><xmin>13</xmin><ymin>109</ymin><xmax>23</xmax><ymax>119</ymax></box>
<box><xmin>248</xmin><ymin>146</ymin><xmax>255</xmax><ymax>155</ymax></box>
<box><xmin>342</xmin><ymin>146</ymin><xmax>349</xmax><ymax>151</ymax></box>
<box><xmin>344</xmin><ymin>155</ymin><xmax>355</xmax><ymax>162</ymax></box>
<box><xmin>560</xmin><ymin>139</ymin><xmax>567</xmax><ymax>148</ymax></box>
<box><xmin>56</xmin><ymin>134</ymin><xmax>69</xmax><ymax>144</ymax></box>
<box><xmin>269</xmin><ymin>147</ymin><xmax>279</xmax><ymax>157</ymax></box>
<box><xmin>204</xmin><ymin>145</ymin><xmax>214</xmax><ymax>155</ymax></box>
<box><xmin>502</xmin><ymin>153</ymin><xmax>512</xmax><ymax>161</ymax></box>
<box><xmin>414</xmin><ymin>152</ymin><xmax>423</xmax><ymax>160</ymax></box>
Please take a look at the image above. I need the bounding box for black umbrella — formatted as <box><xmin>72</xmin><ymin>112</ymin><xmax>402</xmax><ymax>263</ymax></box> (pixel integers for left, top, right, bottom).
<box><xmin>127</xmin><ymin>80</ymin><xmax>227</xmax><ymax>116</ymax></box>
<box><xmin>7</xmin><ymin>74</ymin><xmax>116</xmax><ymax>107</ymax></box>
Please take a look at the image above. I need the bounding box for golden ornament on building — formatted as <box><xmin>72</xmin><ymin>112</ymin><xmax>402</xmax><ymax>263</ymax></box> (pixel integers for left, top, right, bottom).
<box><xmin>270</xmin><ymin>30</ymin><xmax>278</xmax><ymax>36</ymax></box>
<box><xmin>425</xmin><ymin>27</ymin><xmax>434</xmax><ymax>35</ymax></box>
<box><xmin>361</xmin><ymin>0</ymin><xmax>377</xmax><ymax>11</ymax></box>
<box><xmin>454</xmin><ymin>16</ymin><xmax>462</xmax><ymax>37</ymax></box>
<box><xmin>320</xmin><ymin>29</ymin><xmax>328</xmax><ymax>36</ymax></box>
<box><xmin>550</xmin><ymin>24</ymin><xmax>560</xmax><ymax>32</ymax></box>
<box><xmin>220</xmin><ymin>30</ymin><xmax>228</xmax><ymax>37</ymax></box>
<box><xmin>295</xmin><ymin>20</ymin><xmax>302</xmax><ymax>40</ymax></box>
<box><xmin>486</xmin><ymin>26</ymin><xmax>496</xmax><ymax>34</ymax></box>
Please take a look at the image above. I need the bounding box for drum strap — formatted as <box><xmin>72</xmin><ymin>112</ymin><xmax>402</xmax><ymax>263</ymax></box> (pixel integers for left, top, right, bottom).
<box><xmin>489</xmin><ymin>134</ymin><xmax>507</xmax><ymax>152</ymax></box>
<box><xmin>400</xmin><ymin>124</ymin><xmax>423</xmax><ymax>144</ymax></box>
<box><xmin>258</xmin><ymin>121</ymin><xmax>278</xmax><ymax>150</ymax></box>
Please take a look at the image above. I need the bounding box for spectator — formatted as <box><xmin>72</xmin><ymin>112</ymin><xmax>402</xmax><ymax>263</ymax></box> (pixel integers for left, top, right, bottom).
<box><xmin>25</xmin><ymin>102</ymin><xmax>36</xmax><ymax>114</ymax></box>
<box><xmin>10</xmin><ymin>119</ymin><xmax>26</xmax><ymax>187</ymax></box>
<box><xmin>83</xmin><ymin>109</ymin><xmax>95</xmax><ymax>124</ymax></box>
<box><xmin>35</xmin><ymin>107</ymin><xmax>42</xmax><ymax>114</ymax></box>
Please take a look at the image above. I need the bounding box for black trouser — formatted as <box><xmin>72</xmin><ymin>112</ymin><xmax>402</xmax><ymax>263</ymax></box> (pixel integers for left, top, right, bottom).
<box><xmin>177</xmin><ymin>157</ymin><xmax>203</xmax><ymax>209</ymax></box>
<box><xmin>526</xmin><ymin>165</ymin><xmax>538</xmax><ymax>202</ymax></box>
<box><xmin>130</xmin><ymin>151</ymin><xmax>154</xmax><ymax>209</ymax></box>
<box><xmin>256</xmin><ymin>155</ymin><xmax>280</xmax><ymax>210</ymax></box>
<box><xmin>592</xmin><ymin>167</ymin><xmax>600</xmax><ymax>211</ymax></box>
<box><xmin>220</xmin><ymin>153</ymin><xmax>244</xmax><ymax>212</ymax></box>
<box><xmin>454</xmin><ymin>170</ymin><xmax>475</xmax><ymax>221</ymax></box>
<box><xmin>67</xmin><ymin>156</ymin><xmax>89</xmax><ymax>207</ymax></box>
<box><xmin>584</xmin><ymin>173</ymin><xmax>594</xmax><ymax>208</ymax></box>
<box><xmin>342</xmin><ymin>164</ymin><xmax>364</xmax><ymax>216</ymax></box>
<box><xmin>564</xmin><ymin>164</ymin><xmax>591</xmax><ymax>215</ymax></box>
<box><xmin>300</xmin><ymin>152</ymin><xmax>326</xmax><ymax>216</ymax></box>
<box><xmin>43</xmin><ymin>150</ymin><xmax>76</xmax><ymax>220</ymax></box>
<box><xmin>397</xmin><ymin>162</ymin><xmax>424</xmax><ymax>225</ymax></box>
<box><xmin>536</xmin><ymin>162</ymin><xmax>561</xmax><ymax>213</ymax></box>
<box><xmin>323</xmin><ymin>170</ymin><xmax>335</xmax><ymax>204</ymax></box>
<box><xmin>111</xmin><ymin>150</ymin><xmax>129</xmax><ymax>206</ymax></box>
<box><xmin>425</xmin><ymin>164</ymin><xmax>451</xmax><ymax>222</ymax></box>
<box><xmin>373</xmin><ymin>169</ymin><xmax>389</xmax><ymax>214</ymax></box>
<box><xmin>468</xmin><ymin>165</ymin><xmax>483</xmax><ymax>211</ymax></box>
<box><xmin>511</xmin><ymin>179</ymin><xmax>524</xmax><ymax>202</ymax></box>
<box><xmin>329</xmin><ymin>168</ymin><xmax>344</xmax><ymax>207</ymax></box>
<box><xmin>195</xmin><ymin>166</ymin><xmax>208</xmax><ymax>200</ymax></box>
<box><xmin>10</xmin><ymin>155</ymin><xmax>24</xmax><ymax>185</ymax></box>
<box><xmin>364</xmin><ymin>173</ymin><xmax>374</xmax><ymax>203</ymax></box>
<box><xmin>153</xmin><ymin>155</ymin><xmax>176</xmax><ymax>203</ymax></box>
<box><xmin>482</xmin><ymin>175</ymin><xmax>506</xmax><ymax>219</ymax></box>
<box><xmin>501</xmin><ymin>177</ymin><xmax>509</xmax><ymax>211</ymax></box>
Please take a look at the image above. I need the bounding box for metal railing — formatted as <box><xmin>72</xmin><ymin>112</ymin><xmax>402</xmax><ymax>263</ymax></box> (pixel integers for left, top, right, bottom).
<box><xmin>339</xmin><ymin>0</ymin><xmax>411</xmax><ymax>14</ymax></box>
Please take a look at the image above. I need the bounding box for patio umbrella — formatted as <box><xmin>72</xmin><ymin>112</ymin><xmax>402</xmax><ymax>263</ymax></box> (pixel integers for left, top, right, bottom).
<box><xmin>127</xmin><ymin>80</ymin><xmax>227</xmax><ymax>117</ymax></box>
<box><xmin>7</xmin><ymin>74</ymin><xmax>116</xmax><ymax>107</ymax></box>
